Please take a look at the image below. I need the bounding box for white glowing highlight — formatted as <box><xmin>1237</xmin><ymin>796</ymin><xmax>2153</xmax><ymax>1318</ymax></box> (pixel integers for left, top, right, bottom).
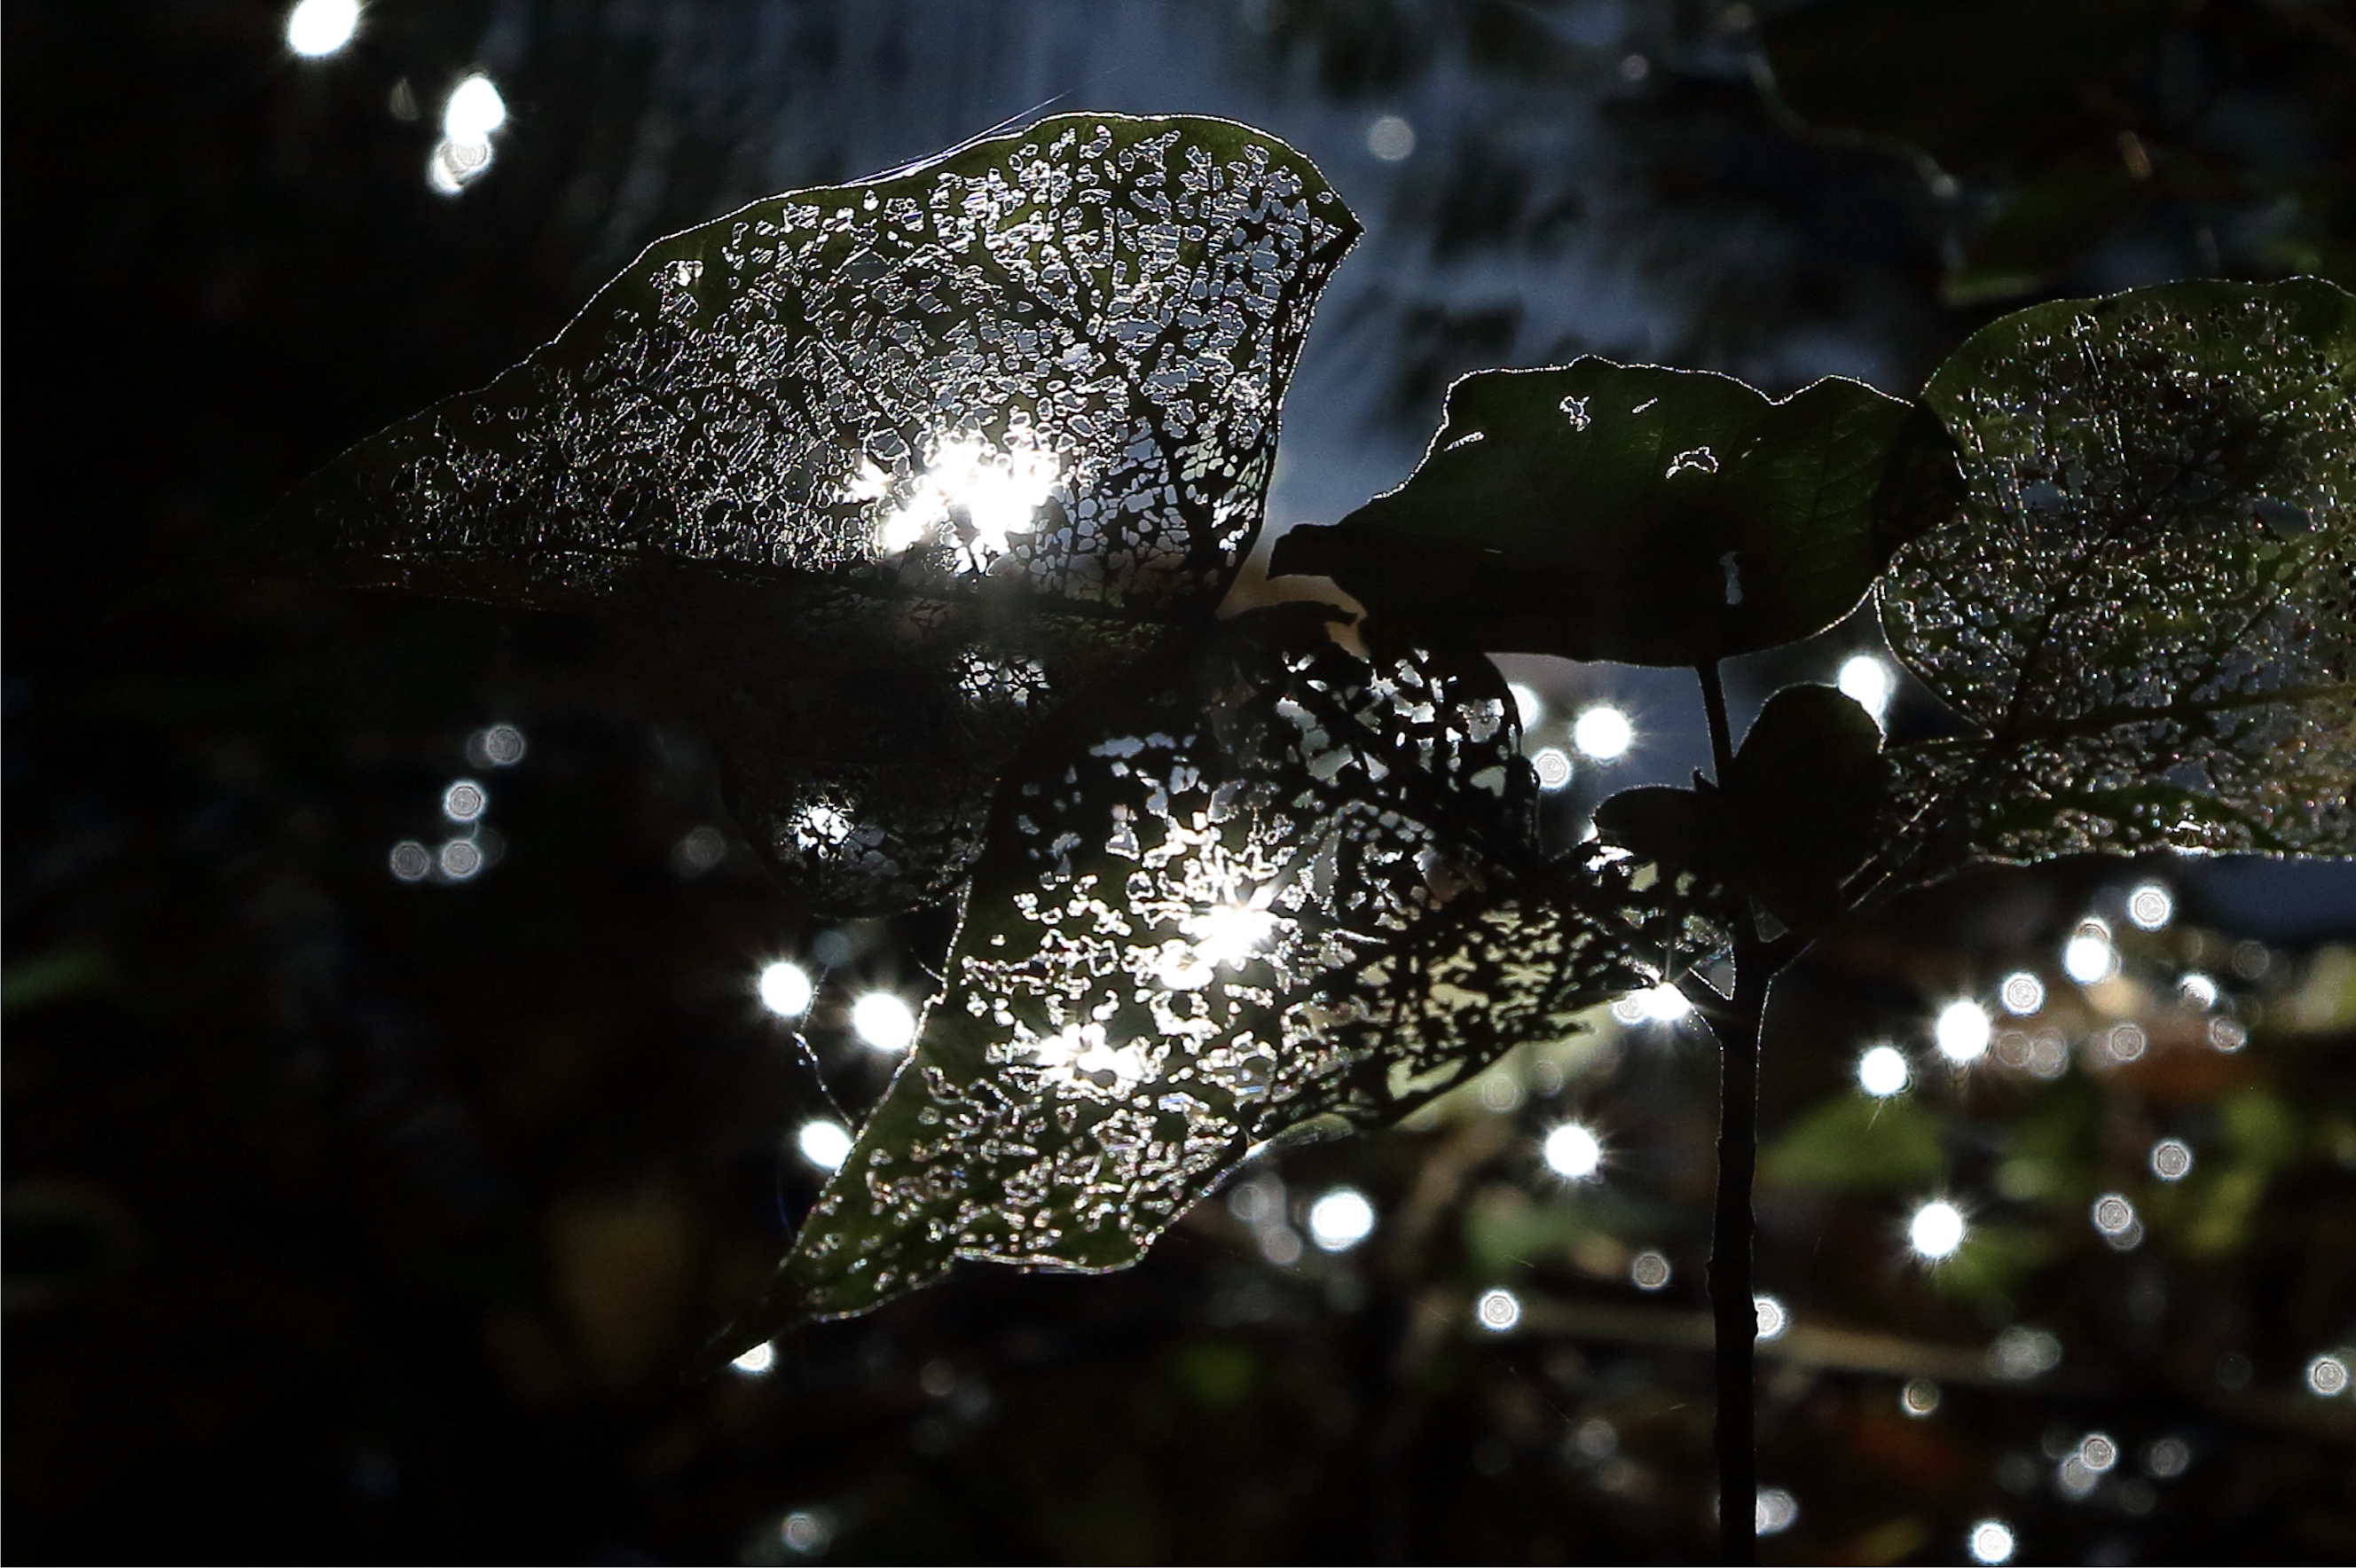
<box><xmin>1617</xmin><ymin>983</ymin><xmax>1690</xmax><ymax>1025</ymax></box>
<box><xmin>1755</xmin><ymin>1487</ymin><xmax>1798</xmax><ymax>1535</ymax></box>
<box><xmin>2126</xmin><ymin>882</ymin><xmax>2174</xmax><ymax>930</ymax></box>
<box><xmin>2063</xmin><ymin>926</ymin><xmax>2118</xmax><ymax>984</ymax></box>
<box><xmin>1857</xmin><ymin>1044</ymin><xmax>1911</xmax><ymax>1097</ymax></box>
<box><xmin>2308</xmin><ymin>1354</ymin><xmax>2350</xmax><ymax>1396</ymax></box>
<box><xmin>1475</xmin><ymin>1288</ymin><xmax>1521</xmax><ymax>1332</ymax></box>
<box><xmin>1532</xmin><ymin>746</ymin><xmax>1574</xmax><ymax>790</ymax></box>
<box><xmin>1543</xmin><ymin>1123</ymin><xmax>1603</xmax><ymax>1180</ymax></box>
<box><xmin>1188</xmin><ymin>902</ymin><xmax>1277</xmax><ymax>968</ymax></box>
<box><xmin>729</xmin><ymin>1340</ymin><xmax>776</xmax><ymax>1376</ymax></box>
<box><xmin>285</xmin><ymin>0</ymin><xmax>359</xmax><ymax>57</ymax></box>
<box><xmin>1508</xmin><ymin>682</ymin><xmax>1545</xmax><ymax>728</ymax></box>
<box><xmin>851</xmin><ymin>992</ymin><xmax>917</xmax><ymax>1054</ymax></box>
<box><xmin>1935</xmin><ymin>1000</ymin><xmax>1992</xmax><ymax>1063</ymax></box>
<box><xmin>758</xmin><ymin>960</ymin><xmax>813</xmax><ymax>1019</ymax></box>
<box><xmin>1999</xmin><ymin>971</ymin><xmax>2045</xmax><ymax>1015</ymax></box>
<box><xmin>796</xmin><ymin>1119</ymin><xmax>852</xmax><ymax>1170</ymax></box>
<box><xmin>1307</xmin><ymin>1188</ymin><xmax>1377</xmax><ymax>1252</ymax></box>
<box><xmin>2179</xmin><ymin>972</ymin><xmax>2219</xmax><ymax>1009</ymax></box>
<box><xmin>1025</xmin><ymin>1021</ymin><xmax>1151</xmax><ymax>1098</ymax></box>
<box><xmin>2078</xmin><ymin>1432</ymin><xmax>2117</xmax><ymax>1473</ymax></box>
<box><xmin>1630</xmin><ymin>1250</ymin><xmax>1671</xmax><ymax>1290</ymax></box>
<box><xmin>1754</xmin><ymin>1295</ymin><xmax>1788</xmax><ymax>1341</ymax></box>
<box><xmin>1909</xmin><ymin>1200</ymin><xmax>1967</xmax><ymax>1260</ymax></box>
<box><xmin>1901</xmin><ymin>1377</ymin><xmax>1940</xmax><ymax>1416</ymax></box>
<box><xmin>1836</xmin><ymin>654</ymin><xmax>1895</xmax><ymax>722</ymax></box>
<box><xmin>1969</xmin><ymin>1519</ymin><xmax>2016</xmax><ymax>1564</ymax></box>
<box><xmin>443</xmin><ymin>74</ymin><xmax>507</xmax><ymax>141</ymax></box>
<box><xmin>2091</xmin><ymin>1192</ymin><xmax>2136</xmax><ymax>1236</ymax></box>
<box><xmin>2149</xmin><ymin>1138</ymin><xmax>2194</xmax><ymax>1180</ymax></box>
<box><xmin>869</xmin><ymin>434</ymin><xmax>1063</xmax><ymax>561</ymax></box>
<box><xmin>1572</xmin><ymin>705</ymin><xmax>1634</xmax><ymax>760</ymax></box>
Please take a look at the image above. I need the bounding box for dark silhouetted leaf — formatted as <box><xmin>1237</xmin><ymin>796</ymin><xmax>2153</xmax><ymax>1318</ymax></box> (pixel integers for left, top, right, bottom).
<box><xmin>730</xmin><ymin>607</ymin><xmax>1699</xmax><ymax>1337</ymax></box>
<box><xmin>256</xmin><ymin>114</ymin><xmax>1360</xmax><ymax>911</ymax></box>
<box><xmin>1881</xmin><ymin>278</ymin><xmax>2356</xmax><ymax>871</ymax></box>
<box><xmin>1593</xmin><ymin>684</ymin><xmax>1885</xmax><ymax>931</ymax></box>
<box><xmin>1269</xmin><ymin>359</ymin><xmax>1957</xmax><ymax>664</ymax></box>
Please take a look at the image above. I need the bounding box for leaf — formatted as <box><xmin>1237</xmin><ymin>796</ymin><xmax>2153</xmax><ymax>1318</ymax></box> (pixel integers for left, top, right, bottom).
<box><xmin>1268</xmin><ymin>359</ymin><xmax>1958</xmax><ymax>665</ymax></box>
<box><xmin>1592</xmin><ymin>684</ymin><xmax>1885</xmax><ymax>931</ymax></box>
<box><xmin>728</xmin><ymin>607</ymin><xmax>1698</xmax><ymax>1338</ymax></box>
<box><xmin>255</xmin><ymin>114</ymin><xmax>1360</xmax><ymax>911</ymax></box>
<box><xmin>1880</xmin><ymin>278</ymin><xmax>2356</xmax><ymax>869</ymax></box>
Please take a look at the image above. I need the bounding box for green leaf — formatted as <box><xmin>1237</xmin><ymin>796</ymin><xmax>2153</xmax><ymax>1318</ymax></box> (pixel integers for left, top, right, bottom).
<box><xmin>255</xmin><ymin>114</ymin><xmax>1360</xmax><ymax>912</ymax></box>
<box><xmin>1592</xmin><ymin>683</ymin><xmax>1885</xmax><ymax>931</ymax></box>
<box><xmin>1881</xmin><ymin>278</ymin><xmax>2356</xmax><ymax>869</ymax></box>
<box><xmin>1268</xmin><ymin>359</ymin><xmax>1957</xmax><ymax>665</ymax></box>
<box><xmin>726</xmin><ymin>607</ymin><xmax>1697</xmax><ymax>1340</ymax></box>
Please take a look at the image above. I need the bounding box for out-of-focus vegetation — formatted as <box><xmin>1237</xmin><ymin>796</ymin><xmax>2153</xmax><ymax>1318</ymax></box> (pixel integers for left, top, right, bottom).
<box><xmin>5</xmin><ymin>1</ymin><xmax>2352</xmax><ymax>1564</ymax></box>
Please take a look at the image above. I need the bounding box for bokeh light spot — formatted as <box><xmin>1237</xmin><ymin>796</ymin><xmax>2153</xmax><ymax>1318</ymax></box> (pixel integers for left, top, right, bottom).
<box><xmin>796</xmin><ymin>1119</ymin><xmax>852</xmax><ymax>1171</ymax></box>
<box><xmin>285</xmin><ymin>0</ymin><xmax>358</xmax><ymax>57</ymax></box>
<box><xmin>1857</xmin><ymin>1044</ymin><xmax>1910</xmax><ymax>1097</ymax></box>
<box><xmin>758</xmin><ymin>960</ymin><xmax>813</xmax><ymax>1019</ymax></box>
<box><xmin>1909</xmin><ymin>1200</ymin><xmax>1967</xmax><ymax>1260</ymax></box>
<box><xmin>1934</xmin><ymin>1000</ymin><xmax>1991</xmax><ymax>1063</ymax></box>
<box><xmin>1543</xmin><ymin>1122</ymin><xmax>1602</xmax><ymax>1180</ymax></box>
<box><xmin>1572</xmin><ymin>704</ymin><xmax>1633</xmax><ymax>760</ymax></box>
<box><xmin>1308</xmin><ymin>1187</ymin><xmax>1376</xmax><ymax>1252</ymax></box>
<box><xmin>1474</xmin><ymin>1287</ymin><xmax>1521</xmax><ymax>1332</ymax></box>
<box><xmin>851</xmin><ymin>992</ymin><xmax>917</xmax><ymax>1053</ymax></box>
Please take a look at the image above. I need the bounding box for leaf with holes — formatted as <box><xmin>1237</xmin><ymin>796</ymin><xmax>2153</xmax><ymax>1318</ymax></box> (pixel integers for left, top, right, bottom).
<box><xmin>1879</xmin><ymin>278</ymin><xmax>2356</xmax><ymax>874</ymax></box>
<box><xmin>1268</xmin><ymin>359</ymin><xmax>1958</xmax><ymax>665</ymax></box>
<box><xmin>254</xmin><ymin>114</ymin><xmax>1359</xmax><ymax>912</ymax></box>
<box><xmin>720</xmin><ymin>607</ymin><xmax>1700</xmax><ymax>1341</ymax></box>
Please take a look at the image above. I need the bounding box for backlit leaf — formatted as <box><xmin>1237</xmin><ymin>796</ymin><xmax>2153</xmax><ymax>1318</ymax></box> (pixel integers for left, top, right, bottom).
<box><xmin>256</xmin><ymin>114</ymin><xmax>1359</xmax><ymax>911</ymax></box>
<box><xmin>730</xmin><ymin>607</ymin><xmax>1697</xmax><ymax>1337</ymax></box>
<box><xmin>1268</xmin><ymin>359</ymin><xmax>1957</xmax><ymax>664</ymax></box>
<box><xmin>1881</xmin><ymin>278</ymin><xmax>2356</xmax><ymax>870</ymax></box>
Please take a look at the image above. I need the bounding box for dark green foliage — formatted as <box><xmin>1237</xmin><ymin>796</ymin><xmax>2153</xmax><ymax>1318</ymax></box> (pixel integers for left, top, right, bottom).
<box><xmin>740</xmin><ymin>607</ymin><xmax>1696</xmax><ymax>1335</ymax></box>
<box><xmin>1269</xmin><ymin>359</ymin><xmax>1958</xmax><ymax>664</ymax></box>
<box><xmin>1881</xmin><ymin>277</ymin><xmax>2356</xmax><ymax>874</ymax></box>
<box><xmin>1595</xmin><ymin>684</ymin><xmax>1886</xmax><ymax>933</ymax></box>
<box><xmin>251</xmin><ymin>114</ymin><xmax>1359</xmax><ymax>913</ymax></box>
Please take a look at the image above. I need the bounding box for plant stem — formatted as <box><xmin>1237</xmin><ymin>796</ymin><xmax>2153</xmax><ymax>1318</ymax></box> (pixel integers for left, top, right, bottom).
<box><xmin>1697</xmin><ymin>659</ymin><xmax>1758</xmax><ymax>1566</ymax></box>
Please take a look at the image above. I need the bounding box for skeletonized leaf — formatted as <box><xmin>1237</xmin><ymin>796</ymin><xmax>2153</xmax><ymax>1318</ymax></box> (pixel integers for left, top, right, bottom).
<box><xmin>732</xmin><ymin>607</ymin><xmax>1696</xmax><ymax>1339</ymax></box>
<box><xmin>257</xmin><ymin>114</ymin><xmax>1359</xmax><ymax>911</ymax></box>
<box><xmin>1268</xmin><ymin>359</ymin><xmax>1957</xmax><ymax>665</ymax></box>
<box><xmin>1881</xmin><ymin>278</ymin><xmax>2356</xmax><ymax>868</ymax></box>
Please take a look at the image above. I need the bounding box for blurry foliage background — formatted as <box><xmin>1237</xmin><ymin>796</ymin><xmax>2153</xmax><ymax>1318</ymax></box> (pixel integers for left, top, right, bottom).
<box><xmin>5</xmin><ymin>0</ymin><xmax>2355</xmax><ymax>1562</ymax></box>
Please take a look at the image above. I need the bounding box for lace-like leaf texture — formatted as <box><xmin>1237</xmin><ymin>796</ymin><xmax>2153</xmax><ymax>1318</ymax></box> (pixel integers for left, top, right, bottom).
<box><xmin>731</xmin><ymin>608</ymin><xmax>1696</xmax><ymax>1341</ymax></box>
<box><xmin>1881</xmin><ymin>278</ymin><xmax>2356</xmax><ymax>866</ymax></box>
<box><xmin>260</xmin><ymin>114</ymin><xmax>1359</xmax><ymax>912</ymax></box>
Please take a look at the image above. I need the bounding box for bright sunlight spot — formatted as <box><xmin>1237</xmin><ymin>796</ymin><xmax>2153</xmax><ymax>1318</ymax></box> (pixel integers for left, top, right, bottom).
<box><xmin>1934</xmin><ymin>1000</ymin><xmax>1992</xmax><ymax>1063</ymax></box>
<box><xmin>1999</xmin><ymin>970</ymin><xmax>2045</xmax><ymax>1015</ymax></box>
<box><xmin>728</xmin><ymin>1340</ymin><xmax>776</xmax><ymax>1376</ymax></box>
<box><xmin>2063</xmin><ymin>922</ymin><xmax>2118</xmax><ymax>984</ymax></box>
<box><xmin>1857</xmin><ymin>1044</ymin><xmax>1911</xmax><ymax>1097</ymax></box>
<box><xmin>1543</xmin><ymin>1122</ymin><xmax>1603</xmax><ymax>1180</ymax></box>
<box><xmin>757</xmin><ymin>960</ymin><xmax>813</xmax><ymax>1019</ymax></box>
<box><xmin>1968</xmin><ymin>1519</ymin><xmax>2016</xmax><ymax>1564</ymax></box>
<box><xmin>1754</xmin><ymin>1295</ymin><xmax>1789</xmax><ymax>1341</ymax></box>
<box><xmin>1307</xmin><ymin>1188</ymin><xmax>1377</xmax><ymax>1252</ymax></box>
<box><xmin>286</xmin><ymin>0</ymin><xmax>359</xmax><ymax>57</ymax></box>
<box><xmin>851</xmin><ymin>992</ymin><xmax>917</xmax><ymax>1053</ymax></box>
<box><xmin>444</xmin><ymin>74</ymin><xmax>507</xmax><ymax>141</ymax></box>
<box><xmin>796</xmin><ymin>1118</ymin><xmax>852</xmax><ymax>1171</ymax></box>
<box><xmin>1910</xmin><ymin>1200</ymin><xmax>1967</xmax><ymax>1260</ymax></box>
<box><xmin>1572</xmin><ymin>704</ymin><xmax>1634</xmax><ymax>760</ymax></box>
<box><xmin>1475</xmin><ymin>1287</ymin><xmax>1521</xmax><ymax>1332</ymax></box>
<box><xmin>1836</xmin><ymin>654</ymin><xmax>1895</xmax><ymax>723</ymax></box>
<box><xmin>2126</xmin><ymin>882</ymin><xmax>2174</xmax><ymax>930</ymax></box>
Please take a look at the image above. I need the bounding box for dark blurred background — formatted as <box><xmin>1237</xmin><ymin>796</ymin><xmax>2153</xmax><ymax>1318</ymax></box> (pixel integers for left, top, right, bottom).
<box><xmin>5</xmin><ymin>2</ymin><xmax>2354</xmax><ymax>1562</ymax></box>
